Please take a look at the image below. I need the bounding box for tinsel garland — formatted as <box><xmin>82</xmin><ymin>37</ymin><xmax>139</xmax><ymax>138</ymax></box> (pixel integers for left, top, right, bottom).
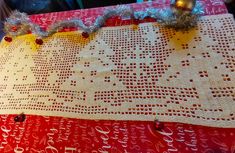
<box><xmin>4</xmin><ymin>1</ymin><xmax>204</xmax><ymax>41</ymax></box>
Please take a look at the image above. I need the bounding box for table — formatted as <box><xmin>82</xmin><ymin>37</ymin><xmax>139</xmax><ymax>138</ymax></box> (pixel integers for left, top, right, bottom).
<box><xmin>1</xmin><ymin>1</ymin><xmax>234</xmax><ymax>153</ymax></box>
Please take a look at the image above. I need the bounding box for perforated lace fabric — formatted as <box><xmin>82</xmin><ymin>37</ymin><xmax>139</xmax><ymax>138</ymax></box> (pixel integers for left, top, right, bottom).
<box><xmin>0</xmin><ymin>14</ymin><xmax>234</xmax><ymax>127</ymax></box>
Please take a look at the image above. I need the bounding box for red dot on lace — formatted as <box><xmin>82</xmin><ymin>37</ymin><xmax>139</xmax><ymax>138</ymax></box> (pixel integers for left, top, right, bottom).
<box><xmin>4</xmin><ymin>36</ymin><xmax>12</xmax><ymax>42</ymax></box>
<box><xmin>35</xmin><ymin>39</ymin><xmax>43</xmax><ymax>45</ymax></box>
<box><xmin>82</xmin><ymin>32</ymin><xmax>89</xmax><ymax>38</ymax></box>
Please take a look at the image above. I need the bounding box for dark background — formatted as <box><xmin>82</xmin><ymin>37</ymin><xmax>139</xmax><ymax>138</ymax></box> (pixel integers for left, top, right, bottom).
<box><xmin>225</xmin><ymin>1</ymin><xmax>235</xmax><ymax>15</ymax></box>
<box><xmin>4</xmin><ymin>0</ymin><xmax>136</xmax><ymax>14</ymax></box>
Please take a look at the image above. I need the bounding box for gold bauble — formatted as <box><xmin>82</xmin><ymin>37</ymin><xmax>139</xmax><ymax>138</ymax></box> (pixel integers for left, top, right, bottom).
<box><xmin>171</xmin><ymin>0</ymin><xmax>196</xmax><ymax>12</ymax></box>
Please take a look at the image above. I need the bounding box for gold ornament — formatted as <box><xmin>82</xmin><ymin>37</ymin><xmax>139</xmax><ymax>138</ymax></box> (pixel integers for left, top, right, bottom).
<box><xmin>171</xmin><ymin>0</ymin><xmax>196</xmax><ymax>12</ymax></box>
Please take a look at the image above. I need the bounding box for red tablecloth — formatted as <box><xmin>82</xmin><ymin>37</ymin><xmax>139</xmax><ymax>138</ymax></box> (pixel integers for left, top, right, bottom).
<box><xmin>30</xmin><ymin>0</ymin><xmax>228</xmax><ymax>29</ymax></box>
<box><xmin>1</xmin><ymin>1</ymin><xmax>234</xmax><ymax>153</ymax></box>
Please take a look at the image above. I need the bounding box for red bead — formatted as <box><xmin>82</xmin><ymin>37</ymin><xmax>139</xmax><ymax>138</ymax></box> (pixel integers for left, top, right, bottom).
<box><xmin>27</xmin><ymin>30</ymin><xmax>32</xmax><ymax>34</ymax></box>
<box><xmin>63</xmin><ymin>28</ymin><xmax>70</xmax><ymax>32</ymax></box>
<box><xmin>14</xmin><ymin>113</ymin><xmax>26</xmax><ymax>122</ymax></box>
<box><xmin>11</xmin><ymin>26</ymin><xmax>18</xmax><ymax>32</ymax></box>
<box><xmin>82</xmin><ymin>32</ymin><xmax>89</xmax><ymax>38</ymax></box>
<box><xmin>133</xmin><ymin>19</ymin><xmax>140</xmax><ymax>25</ymax></box>
<box><xmin>4</xmin><ymin>36</ymin><xmax>12</xmax><ymax>42</ymax></box>
<box><xmin>154</xmin><ymin>119</ymin><xmax>164</xmax><ymax>130</ymax></box>
<box><xmin>35</xmin><ymin>38</ymin><xmax>43</xmax><ymax>45</ymax></box>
